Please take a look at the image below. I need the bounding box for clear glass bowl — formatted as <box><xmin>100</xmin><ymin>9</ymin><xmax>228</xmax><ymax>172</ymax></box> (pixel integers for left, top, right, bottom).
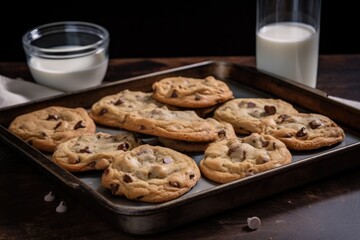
<box><xmin>22</xmin><ymin>21</ymin><xmax>109</xmax><ymax>92</ymax></box>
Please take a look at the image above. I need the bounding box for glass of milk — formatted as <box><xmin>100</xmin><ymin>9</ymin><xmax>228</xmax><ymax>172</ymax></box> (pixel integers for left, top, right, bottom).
<box><xmin>22</xmin><ymin>21</ymin><xmax>109</xmax><ymax>92</ymax></box>
<box><xmin>256</xmin><ymin>0</ymin><xmax>321</xmax><ymax>88</ymax></box>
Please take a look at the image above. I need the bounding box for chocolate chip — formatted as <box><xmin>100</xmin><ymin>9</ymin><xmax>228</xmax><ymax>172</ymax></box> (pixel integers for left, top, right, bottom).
<box><xmin>99</xmin><ymin>108</ymin><xmax>108</xmax><ymax>116</ymax></box>
<box><xmin>283</xmin><ymin>133</ymin><xmax>292</xmax><ymax>138</ymax></box>
<box><xmin>246</xmin><ymin>170</ymin><xmax>255</xmax><ymax>177</ymax></box>
<box><xmin>217</xmin><ymin>129</ymin><xmax>226</xmax><ymax>139</ymax></box>
<box><xmin>47</xmin><ymin>114</ymin><xmax>59</xmax><ymax>120</ymax></box>
<box><xmin>261</xmin><ymin>140</ymin><xmax>269</xmax><ymax>147</ymax></box>
<box><xmin>54</xmin><ymin>122</ymin><xmax>62</xmax><ymax>130</ymax></box>
<box><xmin>170</xmin><ymin>181</ymin><xmax>180</xmax><ymax>188</ymax></box>
<box><xmin>277</xmin><ymin>114</ymin><xmax>290</xmax><ymax>123</ymax></box>
<box><xmin>309</xmin><ymin>119</ymin><xmax>323</xmax><ymax>129</ymax></box>
<box><xmin>87</xmin><ymin>161</ymin><xmax>96</xmax><ymax>168</ymax></box>
<box><xmin>228</xmin><ymin>145</ymin><xmax>240</xmax><ymax>156</ymax></box>
<box><xmin>75</xmin><ymin>158</ymin><xmax>81</xmax><ymax>164</ymax></box>
<box><xmin>189</xmin><ymin>173</ymin><xmax>195</xmax><ymax>179</ymax></box>
<box><xmin>79</xmin><ymin>146</ymin><xmax>92</xmax><ymax>153</ymax></box>
<box><xmin>123</xmin><ymin>174</ymin><xmax>132</xmax><ymax>183</ymax></box>
<box><xmin>296</xmin><ymin>127</ymin><xmax>308</xmax><ymax>137</ymax></box>
<box><xmin>117</xmin><ymin>142</ymin><xmax>130</xmax><ymax>151</ymax></box>
<box><xmin>103</xmin><ymin>168</ymin><xmax>109</xmax><ymax>175</ymax></box>
<box><xmin>113</xmin><ymin>99</ymin><xmax>124</xmax><ymax>105</ymax></box>
<box><xmin>247</xmin><ymin>102</ymin><xmax>256</xmax><ymax>108</ymax></box>
<box><xmin>74</xmin><ymin>121</ymin><xmax>85</xmax><ymax>130</ymax></box>
<box><xmin>140</xmin><ymin>125</ymin><xmax>146</xmax><ymax>130</ymax></box>
<box><xmin>195</xmin><ymin>94</ymin><xmax>201</xmax><ymax>101</ymax></box>
<box><xmin>163</xmin><ymin>157</ymin><xmax>173</xmax><ymax>164</ymax></box>
<box><xmin>110</xmin><ymin>183</ymin><xmax>119</xmax><ymax>195</ymax></box>
<box><xmin>242</xmin><ymin>151</ymin><xmax>247</xmax><ymax>160</ymax></box>
<box><xmin>171</xmin><ymin>90</ymin><xmax>177</xmax><ymax>98</ymax></box>
<box><xmin>264</xmin><ymin>105</ymin><xmax>276</xmax><ymax>115</ymax></box>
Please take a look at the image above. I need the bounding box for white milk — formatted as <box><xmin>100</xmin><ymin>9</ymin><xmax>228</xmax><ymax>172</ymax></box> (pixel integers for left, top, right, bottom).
<box><xmin>256</xmin><ymin>22</ymin><xmax>319</xmax><ymax>87</ymax></box>
<box><xmin>28</xmin><ymin>49</ymin><xmax>108</xmax><ymax>92</ymax></box>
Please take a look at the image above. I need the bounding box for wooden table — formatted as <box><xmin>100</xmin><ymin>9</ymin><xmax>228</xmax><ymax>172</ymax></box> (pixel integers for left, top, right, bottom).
<box><xmin>0</xmin><ymin>55</ymin><xmax>360</xmax><ymax>239</ymax></box>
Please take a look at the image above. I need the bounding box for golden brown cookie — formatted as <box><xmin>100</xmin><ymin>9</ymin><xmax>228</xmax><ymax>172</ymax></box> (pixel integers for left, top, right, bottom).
<box><xmin>214</xmin><ymin>98</ymin><xmax>299</xmax><ymax>134</ymax></box>
<box><xmin>199</xmin><ymin>133</ymin><xmax>292</xmax><ymax>183</ymax></box>
<box><xmin>152</xmin><ymin>76</ymin><xmax>234</xmax><ymax>108</ymax></box>
<box><xmin>52</xmin><ymin>132</ymin><xmax>142</xmax><ymax>172</ymax></box>
<box><xmin>89</xmin><ymin>89</ymin><xmax>165</xmax><ymax>128</ymax></box>
<box><xmin>101</xmin><ymin>144</ymin><xmax>201</xmax><ymax>203</ymax></box>
<box><xmin>262</xmin><ymin>113</ymin><xmax>345</xmax><ymax>150</ymax></box>
<box><xmin>158</xmin><ymin>119</ymin><xmax>237</xmax><ymax>152</ymax></box>
<box><xmin>9</xmin><ymin>106</ymin><xmax>96</xmax><ymax>152</ymax></box>
<box><xmin>121</xmin><ymin>107</ymin><xmax>219</xmax><ymax>142</ymax></box>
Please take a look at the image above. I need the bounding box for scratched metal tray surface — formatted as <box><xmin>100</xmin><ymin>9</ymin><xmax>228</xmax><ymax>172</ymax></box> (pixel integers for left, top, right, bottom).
<box><xmin>1</xmin><ymin>61</ymin><xmax>360</xmax><ymax>235</ymax></box>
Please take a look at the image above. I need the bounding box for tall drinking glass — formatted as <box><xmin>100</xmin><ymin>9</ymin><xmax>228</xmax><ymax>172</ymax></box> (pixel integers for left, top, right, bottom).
<box><xmin>256</xmin><ymin>0</ymin><xmax>321</xmax><ymax>88</ymax></box>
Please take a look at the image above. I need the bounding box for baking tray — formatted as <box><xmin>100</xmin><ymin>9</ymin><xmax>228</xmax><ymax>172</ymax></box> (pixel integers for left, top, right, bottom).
<box><xmin>1</xmin><ymin>61</ymin><xmax>360</xmax><ymax>235</ymax></box>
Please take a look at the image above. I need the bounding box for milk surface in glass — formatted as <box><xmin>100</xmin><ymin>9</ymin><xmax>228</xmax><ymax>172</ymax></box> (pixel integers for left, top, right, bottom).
<box><xmin>29</xmin><ymin>46</ymin><xmax>108</xmax><ymax>92</ymax></box>
<box><xmin>256</xmin><ymin>22</ymin><xmax>319</xmax><ymax>87</ymax></box>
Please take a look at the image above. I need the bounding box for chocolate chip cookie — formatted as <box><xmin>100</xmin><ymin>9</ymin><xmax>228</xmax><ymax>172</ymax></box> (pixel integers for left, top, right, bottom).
<box><xmin>262</xmin><ymin>113</ymin><xmax>345</xmax><ymax>150</ymax></box>
<box><xmin>90</xmin><ymin>89</ymin><xmax>165</xmax><ymax>128</ymax></box>
<box><xmin>158</xmin><ymin>118</ymin><xmax>237</xmax><ymax>152</ymax></box>
<box><xmin>152</xmin><ymin>76</ymin><xmax>234</xmax><ymax>108</ymax></box>
<box><xmin>9</xmin><ymin>106</ymin><xmax>96</xmax><ymax>152</ymax></box>
<box><xmin>52</xmin><ymin>132</ymin><xmax>142</xmax><ymax>172</ymax></box>
<box><xmin>214</xmin><ymin>98</ymin><xmax>299</xmax><ymax>134</ymax></box>
<box><xmin>199</xmin><ymin>133</ymin><xmax>292</xmax><ymax>183</ymax></box>
<box><xmin>121</xmin><ymin>107</ymin><xmax>219</xmax><ymax>142</ymax></box>
<box><xmin>101</xmin><ymin>144</ymin><xmax>201</xmax><ymax>203</ymax></box>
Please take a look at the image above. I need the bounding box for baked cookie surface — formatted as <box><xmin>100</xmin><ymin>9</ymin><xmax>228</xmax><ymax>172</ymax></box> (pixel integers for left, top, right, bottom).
<box><xmin>122</xmin><ymin>107</ymin><xmax>218</xmax><ymax>142</ymax></box>
<box><xmin>214</xmin><ymin>98</ymin><xmax>299</xmax><ymax>134</ymax></box>
<box><xmin>90</xmin><ymin>89</ymin><xmax>165</xmax><ymax>128</ymax></box>
<box><xmin>199</xmin><ymin>133</ymin><xmax>292</xmax><ymax>183</ymax></box>
<box><xmin>262</xmin><ymin>113</ymin><xmax>345</xmax><ymax>150</ymax></box>
<box><xmin>158</xmin><ymin>118</ymin><xmax>237</xmax><ymax>152</ymax></box>
<box><xmin>152</xmin><ymin>76</ymin><xmax>234</xmax><ymax>108</ymax></box>
<box><xmin>9</xmin><ymin>106</ymin><xmax>96</xmax><ymax>152</ymax></box>
<box><xmin>101</xmin><ymin>144</ymin><xmax>201</xmax><ymax>203</ymax></box>
<box><xmin>52</xmin><ymin>132</ymin><xmax>142</xmax><ymax>172</ymax></box>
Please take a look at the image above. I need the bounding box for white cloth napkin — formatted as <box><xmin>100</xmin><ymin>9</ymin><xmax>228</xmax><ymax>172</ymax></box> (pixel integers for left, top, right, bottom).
<box><xmin>0</xmin><ymin>75</ymin><xmax>63</xmax><ymax>108</ymax></box>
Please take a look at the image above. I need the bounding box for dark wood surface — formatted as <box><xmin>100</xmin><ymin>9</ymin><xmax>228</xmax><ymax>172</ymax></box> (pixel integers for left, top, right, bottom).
<box><xmin>0</xmin><ymin>55</ymin><xmax>360</xmax><ymax>239</ymax></box>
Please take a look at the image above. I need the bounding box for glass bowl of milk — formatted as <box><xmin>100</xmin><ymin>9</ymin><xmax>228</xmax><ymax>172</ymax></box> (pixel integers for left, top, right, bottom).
<box><xmin>22</xmin><ymin>21</ymin><xmax>109</xmax><ymax>92</ymax></box>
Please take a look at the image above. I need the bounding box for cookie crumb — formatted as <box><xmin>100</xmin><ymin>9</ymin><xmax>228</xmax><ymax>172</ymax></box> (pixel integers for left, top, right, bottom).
<box><xmin>44</xmin><ymin>191</ymin><xmax>55</xmax><ymax>202</ymax></box>
<box><xmin>247</xmin><ymin>216</ymin><xmax>261</xmax><ymax>230</ymax></box>
<box><xmin>56</xmin><ymin>201</ymin><xmax>68</xmax><ymax>213</ymax></box>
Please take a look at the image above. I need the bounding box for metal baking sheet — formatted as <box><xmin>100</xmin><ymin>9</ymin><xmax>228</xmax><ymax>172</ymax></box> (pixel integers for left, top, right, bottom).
<box><xmin>1</xmin><ymin>61</ymin><xmax>360</xmax><ymax>235</ymax></box>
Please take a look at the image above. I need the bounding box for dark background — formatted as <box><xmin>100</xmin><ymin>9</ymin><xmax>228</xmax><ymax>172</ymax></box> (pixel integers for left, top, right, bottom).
<box><xmin>1</xmin><ymin>2</ymin><xmax>359</xmax><ymax>61</ymax></box>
